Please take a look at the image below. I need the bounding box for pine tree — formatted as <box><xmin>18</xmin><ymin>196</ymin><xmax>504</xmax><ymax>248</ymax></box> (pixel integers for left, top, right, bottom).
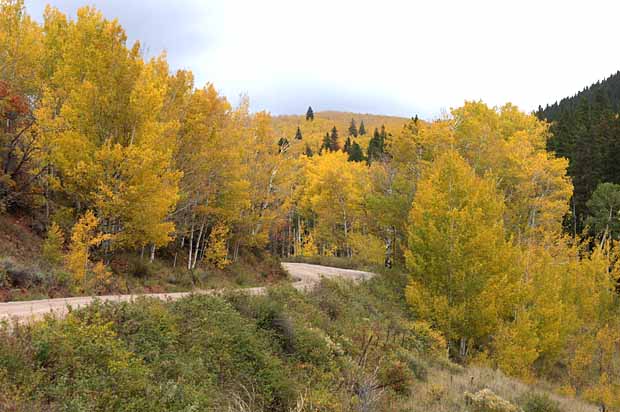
<box><xmin>586</xmin><ymin>182</ymin><xmax>620</xmax><ymax>246</ymax></box>
<box><xmin>295</xmin><ymin>126</ymin><xmax>302</xmax><ymax>140</ymax></box>
<box><xmin>348</xmin><ymin>142</ymin><xmax>364</xmax><ymax>162</ymax></box>
<box><xmin>344</xmin><ymin>136</ymin><xmax>352</xmax><ymax>153</ymax></box>
<box><xmin>306</xmin><ymin>106</ymin><xmax>314</xmax><ymax>121</ymax></box>
<box><xmin>359</xmin><ymin>120</ymin><xmax>366</xmax><ymax>135</ymax></box>
<box><xmin>304</xmin><ymin>144</ymin><xmax>314</xmax><ymax>157</ymax></box>
<box><xmin>329</xmin><ymin>126</ymin><xmax>339</xmax><ymax>151</ymax></box>
<box><xmin>321</xmin><ymin>132</ymin><xmax>331</xmax><ymax>153</ymax></box>
<box><xmin>367</xmin><ymin>127</ymin><xmax>385</xmax><ymax>164</ymax></box>
<box><xmin>348</xmin><ymin>118</ymin><xmax>358</xmax><ymax>137</ymax></box>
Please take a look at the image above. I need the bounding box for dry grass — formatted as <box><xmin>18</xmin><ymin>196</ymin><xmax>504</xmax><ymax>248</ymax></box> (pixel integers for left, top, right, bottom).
<box><xmin>396</xmin><ymin>365</ymin><xmax>597</xmax><ymax>412</ymax></box>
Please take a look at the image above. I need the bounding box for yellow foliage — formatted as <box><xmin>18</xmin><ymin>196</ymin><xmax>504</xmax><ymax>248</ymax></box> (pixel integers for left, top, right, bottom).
<box><xmin>272</xmin><ymin>110</ymin><xmax>406</xmax><ymax>157</ymax></box>
<box><xmin>299</xmin><ymin>230</ymin><xmax>318</xmax><ymax>256</ymax></box>
<box><xmin>204</xmin><ymin>223</ymin><xmax>231</xmax><ymax>269</ymax></box>
<box><xmin>405</xmin><ymin>150</ymin><xmax>521</xmax><ymax>354</ymax></box>
<box><xmin>86</xmin><ymin>261</ymin><xmax>113</xmax><ymax>294</ymax></box>
<box><xmin>301</xmin><ymin>151</ymin><xmax>368</xmax><ymax>255</ymax></box>
<box><xmin>42</xmin><ymin>222</ymin><xmax>65</xmax><ymax>266</ymax></box>
<box><xmin>348</xmin><ymin>232</ymin><xmax>384</xmax><ymax>265</ymax></box>
<box><xmin>493</xmin><ymin>311</ymin><xmax>540</xmax><ymax>381</ymax></box>
<box><xmin>94</xmin><ymin>141</ymin><xmax>180</xmax><ymax>250</ymax></box>
<box><xmin>66</xmin><ymin>210</ymin><xmax>110</xmax><ymax>283</ymax></box>
<box><xmin>0</xmin><ymin>0</ymin><xmax>43</xmax><ymax>94</ymax></box>
<box><xmin>3</xmin><ymin>1</ymin><xmax>620</xmax><ymax>399</ymax></box>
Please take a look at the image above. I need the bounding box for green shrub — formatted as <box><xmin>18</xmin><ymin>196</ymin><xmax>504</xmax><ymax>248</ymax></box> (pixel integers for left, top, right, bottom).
<box><xmin>519</xmin><ymin>392</ymin><xmax>562</xmax><ymax>412</ymax></box>
<box><xmin>0</xmin><ymin>257</ymin><xmax>43</xmax><ymax>288</ymax></box>
<box><xmin>0</xmin><ymin>266</ymin><xmax>461</xmax><ymax>412</ymax></box>
<box><xmin>31</xmin><ymin>314</ymin><xmax>153</xmax><ymax>411</ymax></box>
<box><xmin>171</xmin><ymin>295</ymin><xmax>297</xmax><ymax>410</ymax></box>
<box><xmin>128</xmin><ymin>258</ymin><xmax>153</xmax><ymax>278</ymax></box>
<box><xmin>314</xmin><ymin>282</ymin><xmax>346</xmax><ymax>320</ymax></box>
<box><xmin>399</xmin><ymin>350</ymin><xmax>428</xmax><ymax>381</ymax></box>
<box><xmin>51</xmin><ymin>270</ymin><xmax>71</xmax><ymax>288</ymax></box>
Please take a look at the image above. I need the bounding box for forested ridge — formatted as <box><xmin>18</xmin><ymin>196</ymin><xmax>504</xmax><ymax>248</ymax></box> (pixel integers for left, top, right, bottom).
<box><xmin>537</xmin><ymin>70</ymin><xmax>620</xmax><ymax>237</ymax></box>
<box><xmin>1</xmin><ymin>0</ymin><xmax>620</xmax><ymax>410</ymax></box>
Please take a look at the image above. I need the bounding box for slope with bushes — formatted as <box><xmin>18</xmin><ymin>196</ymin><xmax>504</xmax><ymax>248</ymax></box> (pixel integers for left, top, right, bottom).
<box><xmin>0</xmin><ymin>268</ymin><xmax>597</xmax><ymax>412</ymax></box>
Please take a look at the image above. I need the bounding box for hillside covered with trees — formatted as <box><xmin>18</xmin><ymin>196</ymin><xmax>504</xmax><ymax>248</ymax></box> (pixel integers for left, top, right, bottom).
<box><xmin>537</xmin><ymin>71</ymin><xmax>620</xmax><ymax>237</ymax></box>
<box><xmin>1</xmin><ymin>1</ymin><xmax>620</xmax><ymax>411</ymax></box>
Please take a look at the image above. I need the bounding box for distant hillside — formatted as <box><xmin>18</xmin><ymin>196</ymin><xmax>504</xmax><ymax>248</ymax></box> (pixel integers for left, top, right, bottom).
<box><xmin>538</xmin><ymin>70</ymin><xmax>620</xmax><ymax>121</ymax></box>
<box><xmin>536</xmin><ymin>70</ymin><xmax>620</xmax><ymax>234</ymax></box>
<box><xmin>272</xmin><ymin>110</ymin><xmax>412</xmax><ymax>155</ymax></box>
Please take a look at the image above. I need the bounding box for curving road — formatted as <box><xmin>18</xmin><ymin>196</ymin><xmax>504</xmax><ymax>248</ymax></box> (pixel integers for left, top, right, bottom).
<box><xmin>0</xmin><ymin>263</ymin><xmax>374</xmax><ymax>323</ymax></box>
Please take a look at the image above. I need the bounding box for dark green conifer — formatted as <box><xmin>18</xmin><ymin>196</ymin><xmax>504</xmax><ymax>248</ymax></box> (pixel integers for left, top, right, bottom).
<box><xmin>295</xmin><ymin>126</ymin><xmax>303</xmax><ymax>140</ymax></box>
<box><xmin>348</xmin><ymin>142</ymin><xmax>364</xmax><ymax>162</ymax></box>
<box><xmin>344</xmin><ymin>137</ymin><xmax>352</xmax><ymax>153</ymax></box>
<box><xmin>306</xmin><ymin>106</ymin><xmax>314</xmax><ymax>121</ymax></box>
<box><xmin>367</xmin><ymin>127</ymin><xmax>384</xmax><ymax>164</ymax></box>
<box><xmin>359</xmin><ymin>120</ymin><xmax>366</xmax><ymax>135</ymax></box>
<box><xmin>329</xmin><ymin>126</ymin><xmax>339</xmax><ymax>151</ymax></box>
<box><xmin>348</xmin><ymin>118</ymin><xmax>358</xmax><ymax>137</ymax></box>
<box><xmin>321</xmin><ymin>132</ymin><xmax>331</xmax><ymax>153</ymax></box>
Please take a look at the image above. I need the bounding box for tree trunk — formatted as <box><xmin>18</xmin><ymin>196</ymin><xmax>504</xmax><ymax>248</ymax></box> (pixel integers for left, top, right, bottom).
<box><xmin>192</xmin><ymin>221</ymin><xmax>205</xmax><ymax>270</ymax></box>
<box><xmin>187</xmin><ymin>220</ymin><xmax>194</xmax><ymax>270</ymax></box>
<box><xmin>459</xmin><ymin>337</ymin><xmax>468</xmax><ymax>359</ymax></box>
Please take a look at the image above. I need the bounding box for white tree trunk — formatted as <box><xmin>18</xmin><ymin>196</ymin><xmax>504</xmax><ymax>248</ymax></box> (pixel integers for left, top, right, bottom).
<box><xmin>192</xmin><ymin>221</ymin><xmax>205</xmax><ymax>270</ymax></box>
<box><xmin>187</xmin><ymin>220</ymin><xmax>194</xmax><ymax>270</ymax></box>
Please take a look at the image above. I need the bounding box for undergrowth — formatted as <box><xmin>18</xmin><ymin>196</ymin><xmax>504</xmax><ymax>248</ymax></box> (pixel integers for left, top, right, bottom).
<box><xmin>0</xmin><ymin>268</ymin><xmax>596</xmax><ymax>411</ymax></box>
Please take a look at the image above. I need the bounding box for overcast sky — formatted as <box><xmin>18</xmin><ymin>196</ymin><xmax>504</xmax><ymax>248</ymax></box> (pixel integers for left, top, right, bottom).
<box><xmin>23</xmin><ymin>0</ymin><xmax>620</xmax><ymax>119</ymax></box>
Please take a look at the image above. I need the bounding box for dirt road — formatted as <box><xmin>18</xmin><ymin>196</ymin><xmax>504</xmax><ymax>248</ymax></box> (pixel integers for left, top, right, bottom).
<box><xmin>0</xmin><ymin>262</ymin><xmax>374</xmax><ymax>323</ymax></box>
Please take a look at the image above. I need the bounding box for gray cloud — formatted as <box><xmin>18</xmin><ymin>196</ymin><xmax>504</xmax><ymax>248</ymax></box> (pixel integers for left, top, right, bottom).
<box><xmin>23</xmin><ymin>0</ymin><xmax>620</xmax><ymax>119</ymax></box>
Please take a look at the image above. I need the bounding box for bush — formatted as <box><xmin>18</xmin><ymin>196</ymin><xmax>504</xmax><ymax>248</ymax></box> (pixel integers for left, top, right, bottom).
<box><xmin>519</xmin><ymin>392</ymin><xmax>562</xmax><ymax>412</ymax></box>
<box><xmin>399</xmin><ymin>350</ymin><xmax>428</xmax><ymax>381</ymax></box>
<box><xmin>464</xmin><ymin>389</ymin><xmax>521</xmax><ymax>412</ymax></box>
<box><xmin>42</xmin><ymin>222</ymin><xmax>65</xmax><ymax>267</ymax></box>
<box><xmin>0</xmin><ymin>257</ymin><xmax>43</xmax><ymax>288</ymax></box>
<box><xmin>31</xmin><ymin>314</ymin><xmax>153</xmax><ymax>410</ymax></box>
<box><xmin>378</xmin><ymin>360</ymin><xmax>414</xmax><ymax>396</ymax></box>
<box><xmin>171</xmin><ymin>296</ymin><xmax>297</xmax><ymax>410</ymax></box>
<box><xmin>128</xmin><ymin>258</ymin><xmax>153</xmax><ymax>278</ymax></box>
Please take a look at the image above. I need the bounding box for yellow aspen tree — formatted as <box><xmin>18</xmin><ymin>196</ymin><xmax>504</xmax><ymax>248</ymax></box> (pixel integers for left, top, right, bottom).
<box><xmin>348</xmin><ymin>232</ymin><xmax>385</xmax><ymax>265</ymax></box>
<box><xmin>240</xmin><ymin>110</ymin><xmax>287</xmax><ymax>249</ymax></box>
<box><xmin>86</xmin><ymin>261</ymin><xmax>113</xmax><ymax>294</ymax></box>
<box><xmin>174</xmin><ymin>86</ymin><xmax>248</xmax><ymax>269</ymax></box>
<box><xmin>492</xmin><ymin>311</ymin><xmax>540</xmax><ymax>381</ymax></box>
<box><xmin>299</xmin><ymin>230</ymin><xmax>318</xmax><ymax>256</ymax></box>
<box><xmin>66</xmin><ymin>210</ymin><xmax>110</xmax><ymax>283</ymax></box>
<box><xmin>42</xmin><ymin>222</ymin><xmax>65</xmax><ymax>266</ymax></box>
<box><xmin>0</xmin><ymin>0</ymin><xmax>43</xmax><ymax>95</ymax></box>
<box><xmin>204</xmin><ymin>222</ymin><xmax>231</xmax><ymax>269</ymax></box>
<box><xmin>405</xmin><ymin>150</ymin><xmax>520</xmax><ymax>360</ymax></box>
<box><xmin>301</xmin><ymin>150</ymin><xmax>367</xmax><ymax>256</ymax></box>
